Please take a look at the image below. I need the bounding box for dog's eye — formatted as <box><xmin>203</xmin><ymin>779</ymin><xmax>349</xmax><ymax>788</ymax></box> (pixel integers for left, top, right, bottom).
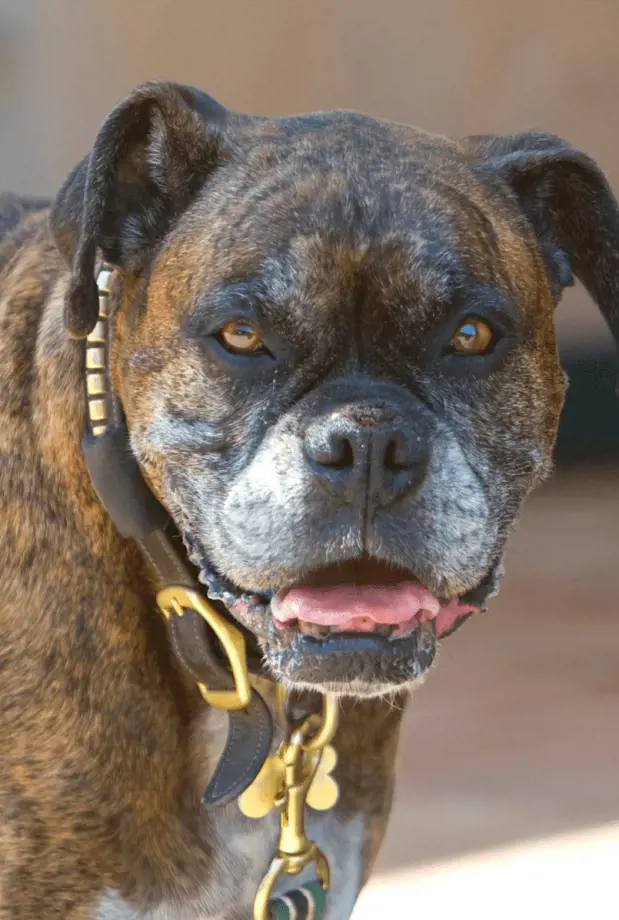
<box><xmin>449</xmin><ymin>317</ymin><xmax>494</xmax><ymax>355</ymax></box>
<box><xmin>218</xmin><ymin>320</ymin><xmax>265</xmax><ymax>355</ymax></box>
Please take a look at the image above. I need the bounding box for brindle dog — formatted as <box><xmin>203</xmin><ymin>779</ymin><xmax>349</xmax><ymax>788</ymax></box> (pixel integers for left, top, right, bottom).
<box><xmin>1</xmin><ymin>82</ymin><xmax>618</xmax><ymax>919</ymax></box>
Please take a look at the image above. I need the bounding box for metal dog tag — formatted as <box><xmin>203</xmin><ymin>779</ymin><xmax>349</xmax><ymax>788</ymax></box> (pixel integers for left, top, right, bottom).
<box><xmin>239</xmin><ymin>745</ymin><xmax>339</xmax><ymax>818</ymax></box>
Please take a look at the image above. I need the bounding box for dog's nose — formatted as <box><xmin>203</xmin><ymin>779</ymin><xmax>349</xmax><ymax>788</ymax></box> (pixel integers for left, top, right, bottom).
<box><xmin>304</xmin><ymin>415</ymin><xmax>429</xmax><ymax>508</ymax></box>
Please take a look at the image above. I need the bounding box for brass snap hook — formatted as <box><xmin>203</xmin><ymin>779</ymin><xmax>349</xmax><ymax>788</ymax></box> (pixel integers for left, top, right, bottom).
<box><xmin>251</xmin><ymin>691</ymin><xmax>339</xmax><ymax>919</ymax></box>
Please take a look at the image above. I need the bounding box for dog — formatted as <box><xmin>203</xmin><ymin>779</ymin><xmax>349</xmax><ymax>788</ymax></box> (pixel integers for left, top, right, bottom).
<box><xmin>1</xmin><ymin>81</ymin><xmax>618</xmax><ymax>919</ymax></box>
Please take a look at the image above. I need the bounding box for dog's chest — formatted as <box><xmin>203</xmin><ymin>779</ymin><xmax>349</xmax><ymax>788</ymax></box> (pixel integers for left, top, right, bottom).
<box><xmin>96</xmin><ymin>702</ymin><xmax>364</xmax><ymax>920</ymax></box>
<box><xmin>97</xmin><ymin>805</ymin><xmax>363</xmax><ymax>920</ymax></box>
<box><xmin>98</xmin><ymin>703</ymin><xmax>282</xmax><ymax>920</ymax></box>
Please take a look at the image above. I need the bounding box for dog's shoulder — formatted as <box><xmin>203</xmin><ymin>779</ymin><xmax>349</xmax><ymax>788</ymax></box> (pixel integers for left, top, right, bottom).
<box><xmin>0</xmin><ymin>192</ymin><xmax>50</xmax><ymax>240</ymax></box>
<box><xmin>0</xmin><ymin>192</ymin><xmax>50</xmax><ymax>246</ymax></box>
<box><xmin>0</xmin><ymin>192</ymin><xmax>51</xmax><ymax>273</ymax></box>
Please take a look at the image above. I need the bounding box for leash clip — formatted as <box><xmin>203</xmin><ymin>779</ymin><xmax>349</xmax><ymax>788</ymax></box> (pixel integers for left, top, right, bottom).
<box><xmin>252</xmin><ymin>694</ymin><xmax>338</xmax><ymax>920</ymax></box>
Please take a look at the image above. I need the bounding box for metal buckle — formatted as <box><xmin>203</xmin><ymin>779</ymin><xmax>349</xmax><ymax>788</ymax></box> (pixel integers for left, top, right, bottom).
<box><xmin>156</xmin><ymin>586</ymin><xmax>252</xmax><ymax>711</ymax></box>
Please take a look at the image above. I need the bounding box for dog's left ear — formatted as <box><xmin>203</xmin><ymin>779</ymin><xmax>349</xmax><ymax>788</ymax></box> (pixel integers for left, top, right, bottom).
<box><xmin>51</xmin><ymin>81</ymin><xmax>230</xmax><ymax>338</ymax></box>
<box><xmin>466</xmin><ymin>131</ymin><xmax>619</xmax><ymax>354</ymax></box>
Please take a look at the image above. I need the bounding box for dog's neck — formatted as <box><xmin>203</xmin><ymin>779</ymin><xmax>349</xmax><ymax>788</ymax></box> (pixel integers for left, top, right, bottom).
<box><xmin>1</xmin><ymin>235</ymin><xmax>198</xmax><ymax>699</ymax></box>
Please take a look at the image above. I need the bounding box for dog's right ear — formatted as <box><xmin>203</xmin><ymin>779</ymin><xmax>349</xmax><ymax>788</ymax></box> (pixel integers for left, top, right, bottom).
<box><xmin>463</xmin><ymin>131</ymin><xmax>619</xmax><ymax>357</ymax></box>
<box><xmin>51</xmin><ymin>81</ymin><xmax>229</xmax><ymax>338</ymax></box>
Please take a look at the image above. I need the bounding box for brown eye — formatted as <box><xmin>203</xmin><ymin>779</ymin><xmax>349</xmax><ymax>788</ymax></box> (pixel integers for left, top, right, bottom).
<box><xmin>218</xmin><ymin>320</ymin><xmax>264</xmax><ymax>354</ymax></box>
<box><xmin>449</xmin><ymin>317</ymin><xmax>494</xmax><ymax>355</ymax></box>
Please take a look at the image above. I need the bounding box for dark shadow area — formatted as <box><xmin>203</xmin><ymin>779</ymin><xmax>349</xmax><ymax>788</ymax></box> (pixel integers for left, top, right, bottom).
<box><xmin>556</xmin><ymin>350</ymin><xmax>619</xmax><ymax>463</ymax></box>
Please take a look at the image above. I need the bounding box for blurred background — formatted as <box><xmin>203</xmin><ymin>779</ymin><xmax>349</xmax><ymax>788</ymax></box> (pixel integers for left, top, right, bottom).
<box><xmin>1</xmin><ymin>1</ymin><xmax>618</xmax><ymax>915</ymax></box>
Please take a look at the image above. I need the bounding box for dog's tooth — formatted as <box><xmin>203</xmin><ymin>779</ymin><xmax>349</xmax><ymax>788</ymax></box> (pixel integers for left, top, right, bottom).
<box><xmin>298</xmin><ymin>621</ymin><xmax>329</xmax><ymax>637</ymax></box>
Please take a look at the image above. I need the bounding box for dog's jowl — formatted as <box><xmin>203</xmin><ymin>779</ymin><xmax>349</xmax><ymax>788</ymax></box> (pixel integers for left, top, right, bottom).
<box><xmin>1</xmin><ymin>82</ymin><xmax>618</xmax><ymax>919</ymax></box>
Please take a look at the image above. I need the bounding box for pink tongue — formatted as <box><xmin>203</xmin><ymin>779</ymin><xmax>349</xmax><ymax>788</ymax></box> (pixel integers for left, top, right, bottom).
<box><xmin>272</xmin><ymin>583</ymin><xmax>476</xmax><ymax>637</ymax></box>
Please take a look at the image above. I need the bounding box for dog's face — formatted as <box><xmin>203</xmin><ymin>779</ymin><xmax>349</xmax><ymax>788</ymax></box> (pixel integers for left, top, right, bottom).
<box><xmin>52</xmin><ymin>83</ymin><xmax>618</xmax><ymax>697</ymax></box>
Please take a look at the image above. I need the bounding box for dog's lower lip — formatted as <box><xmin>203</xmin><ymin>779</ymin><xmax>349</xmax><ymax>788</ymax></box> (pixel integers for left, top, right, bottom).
<box><xmin>280</xmin><ymin>618</ymin><xmax>407</xmax><ymax>639</ymax></box>
<box><xmin>275</xmin><ymin>614</ymin><xmax>433</xmax><ymax>640</ymax></box>
<box><xmin>269</xmin><ymin>622</ymin><xmax>439</xmax><ymax>690</ymax></box>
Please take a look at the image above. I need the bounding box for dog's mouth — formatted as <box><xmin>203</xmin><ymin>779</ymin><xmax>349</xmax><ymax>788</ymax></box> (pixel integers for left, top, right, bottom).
<box><xmin>183</xmin><ymin>535</ymin><xmax>500</xmax><ymax>697</ymax></box>
<box><xmin>269</xmin><ymin>559</ymin><xmax>477</xmax><ymax>640</ymax></box>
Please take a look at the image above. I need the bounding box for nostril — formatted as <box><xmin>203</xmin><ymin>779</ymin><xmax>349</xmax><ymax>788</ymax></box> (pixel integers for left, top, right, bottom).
<box><xmin>384</xmin><ymin>437</ymin><xmax>410</xmax><ymax>472</ymax></box>
<box><xmin>319</xmin><ymin>435</ymin><xmax>355</xmax><ymax>470</ymax></box>
<box><xmin>306</xmin><ymin>430</ymin><xmax>358</xmax><ymax>470</ymax></box>
<box><xmin>381</xmin><ymin>432</ymin><xmax>429</xmax><ymax>493</ymax></box>
<box><xmin>384</xmin><ymin>435</ymin><xmax>428</xmax><ymax>473</ymax></box>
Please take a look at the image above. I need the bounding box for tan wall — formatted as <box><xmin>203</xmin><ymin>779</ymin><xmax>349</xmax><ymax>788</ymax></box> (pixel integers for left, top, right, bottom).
<box><xmin>1</xmin><ymin>0</ymin><xmax>617</xmax><ymax>349</ymax></box>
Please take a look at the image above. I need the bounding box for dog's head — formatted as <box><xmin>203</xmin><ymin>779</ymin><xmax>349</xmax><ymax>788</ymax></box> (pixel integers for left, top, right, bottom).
<box><xmin>52</xmin><ymin>82</ymin><xmax>619</xmax><ymax>697</ymax></box>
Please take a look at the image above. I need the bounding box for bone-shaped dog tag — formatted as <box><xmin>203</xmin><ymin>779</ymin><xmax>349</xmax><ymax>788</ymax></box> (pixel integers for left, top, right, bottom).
<box><xmin>306</xmin><ymin>745</ymin><xmax>339</xmax><ymax>811</ymax></box>
<box><xmin>238</xmin><ymin>755</ymin><xmax>285</xmax><ymax>819</ymax></box>
<box><xmin>239</xmin><ymin>744</ymin><xmax>339</xmax><ymax>818</ymax></box>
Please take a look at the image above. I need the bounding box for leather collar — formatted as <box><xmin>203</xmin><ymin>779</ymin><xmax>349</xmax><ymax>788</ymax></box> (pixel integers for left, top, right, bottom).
<box><xmin>82</xmin><ymin>267</ymin><xmax>273</xmax><ymax>806</ymax></box>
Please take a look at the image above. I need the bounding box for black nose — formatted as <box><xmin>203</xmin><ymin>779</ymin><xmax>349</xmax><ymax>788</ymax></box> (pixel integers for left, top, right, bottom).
<box><xmin>304</xmin><ymin>414</ymin><xmax>429</xmax><ymax>508</ymax></box>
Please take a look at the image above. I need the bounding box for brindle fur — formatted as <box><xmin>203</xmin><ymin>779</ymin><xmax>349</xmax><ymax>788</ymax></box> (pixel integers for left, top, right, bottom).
<box><xmin>1</xmin><ymin>83</ymin><xmax>618</xmax><ymax>917</ymax></box>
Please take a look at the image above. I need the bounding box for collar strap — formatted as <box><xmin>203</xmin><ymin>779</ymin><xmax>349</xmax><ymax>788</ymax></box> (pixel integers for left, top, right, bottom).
<box><xmin>81</xmin><ymin>264</ymin><xmax>273</xmax><ymax>805</ymax></box>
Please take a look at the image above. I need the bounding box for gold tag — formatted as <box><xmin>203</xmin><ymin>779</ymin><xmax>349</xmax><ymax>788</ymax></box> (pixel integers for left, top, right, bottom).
<box><xmin>306</xmin><ymin>745</ymin><xmax>339</xmax><ymax>812</ymax></box>
<box><xmin>239</xmin><ymin>744</ymin><xmax>339</xmax><ymax>818</ymax></box>
<box><xmin>238</xmin><ymin>755</ymin><xmax>285</xmax><ymax>819</ymax></box>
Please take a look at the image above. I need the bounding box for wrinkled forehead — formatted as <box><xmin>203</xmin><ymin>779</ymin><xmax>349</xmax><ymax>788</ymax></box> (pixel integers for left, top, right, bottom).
<box><xmin>155</xmin><ymin>116</ymin><xmax>538</xmax><ymax>326</ymax></box>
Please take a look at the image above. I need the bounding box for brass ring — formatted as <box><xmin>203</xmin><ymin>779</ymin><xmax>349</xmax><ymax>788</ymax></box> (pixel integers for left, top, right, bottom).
<box><xmin>303</xmin><ymin>694</ymin><xmax>338</xmax><ymax>753</ymax></box>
